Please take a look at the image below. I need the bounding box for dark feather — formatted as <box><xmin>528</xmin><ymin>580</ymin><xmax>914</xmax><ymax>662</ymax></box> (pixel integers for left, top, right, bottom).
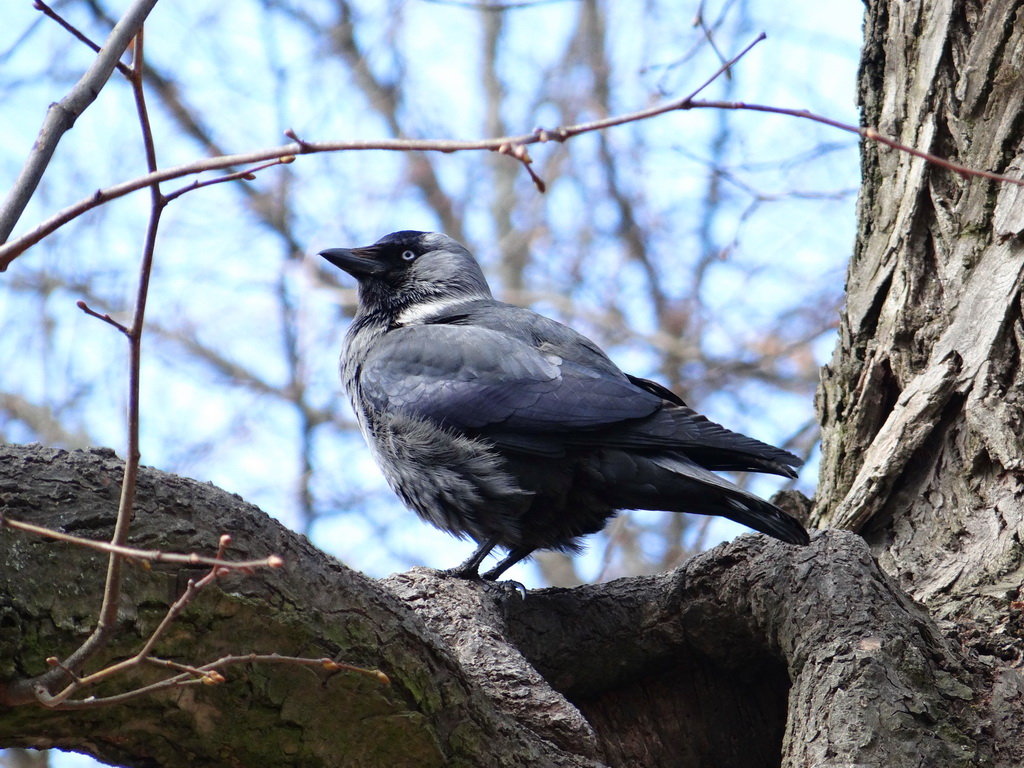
<box><xmin>323</xmin><ymin>231</ymin><xmax>810</xmax><ymax>580</ymax></box>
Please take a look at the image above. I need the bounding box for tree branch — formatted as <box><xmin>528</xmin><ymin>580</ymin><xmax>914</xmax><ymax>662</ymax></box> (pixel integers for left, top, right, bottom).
<box><xmin>0</xmin><ymin>443</ymin><xmax>595</xmax><ymax>767</ymax></box>
<box><xmin>0</xmin><ymin>0</ymin><xmax>159</xmax><ymax>243</ymax></box>
<box><xmin>4</xmin><ymin>95</ymin><xmax>1021</xmax><ymax>271</ymax></box>
<box><xmin>1</xmin><ymin>443</ymin><xmax>1005</xmax><ymax>767</ymax></box>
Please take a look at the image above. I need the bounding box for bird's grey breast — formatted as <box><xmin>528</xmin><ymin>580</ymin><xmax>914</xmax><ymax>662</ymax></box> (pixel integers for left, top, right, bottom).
<box><xmin>340</xmin><ymin>315</ymin><xmax>390</xmax><ymax>439</ymax></box>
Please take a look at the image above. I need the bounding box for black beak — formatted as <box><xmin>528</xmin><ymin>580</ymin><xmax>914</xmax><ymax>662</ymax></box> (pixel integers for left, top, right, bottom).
<box><xmin>319</xmin><ymin>246</ymin><xmax>386</xmax><ymax>277</ymax></box>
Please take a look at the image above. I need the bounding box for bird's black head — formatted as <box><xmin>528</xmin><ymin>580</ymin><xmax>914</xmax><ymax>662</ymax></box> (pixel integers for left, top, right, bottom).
<box><xmin>320</xmin><ymin>231</ymin><xmax>492</xmax><ymax>323</ymax></box>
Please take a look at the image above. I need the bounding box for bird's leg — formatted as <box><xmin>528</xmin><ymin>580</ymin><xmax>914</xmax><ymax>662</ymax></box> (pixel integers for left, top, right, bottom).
<box><xmin>444</xmin><ymin>535</ymin><xmax>501</xmax><ymax>579</ymax></box>
<box><xmin>480</xmin><ymin>546</ymin><xmax>534</xmax><ymax>581</ymax></box>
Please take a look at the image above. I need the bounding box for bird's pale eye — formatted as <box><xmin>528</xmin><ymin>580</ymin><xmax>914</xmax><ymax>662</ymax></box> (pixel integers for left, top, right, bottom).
<box><xmin>401</xmin><ymin>250</ymin><xmax>417</xmax><ymax>261</ymax></box>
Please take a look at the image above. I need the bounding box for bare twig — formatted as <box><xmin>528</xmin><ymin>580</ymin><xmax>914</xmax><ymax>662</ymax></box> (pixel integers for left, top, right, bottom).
<box><xmin>680</xmin><ymin>31</ymin><xmax>764</xmax><ymax>102</ymax></box>
<box><xmin>30</xmin><ymin>28</ymin><xmax>170</xmax><ymax>701</ymax></box>
<box><xmin>29</xmin><ymin>530</ymin><xmax>373</xmax><ymax>708</ymax></box>
<box><xmin>35</xmin><ymin>653</ymin><xmax>388</xmax><ymax>710</ymax></box>
<box><xmin>0</xmin><ymin>0</ymin><xmax>159</xmax><ymax>243</ymax></box>
<box><xmin>3</xmin><ymin>94</ymin><xmax>1020</xmax><ymax>270</ymax></box>
<box><xmin>694</xmin><ymin>102</ymin><xmax>1024</xmax><ymax>186</ymax></box>
<box><xmin>495</xmin><ymin>142</ymin><xmax>545</xmax><ymax>192</ymax></box>
<box><xmin>39</xmin><ymin>539</ymin><xmax>238</xmax><ymax>707</ymax></box>
<box><xmin>163</xmin><ymin>156</ymin><xmax>296</xmax><ymax>204</ymax></box>
<box><xmin>0</xmin><ymin>514</ymin><xmax>284</xmax><ymax>570</ymax></box>
<box><xmin>33</xmin><ymin>1</ymin><xmax>133</xmax><ymax>78</ymax></box>
<box><xmin>75</xmin><ymin>29</ymin><xmax>165</xmax><ymax>676</ymax></box>
<box><xmin>76</xmin><ymin>300</ymin><xmax>129</xmax><ymax>335</ymax></box>
<box><xmin>691</xmin><ymin>2</ymin><xmax>731</xmax><ymax>75</ymax></box>
<box><xmin>29</xmin><ymin>539</ymin><xmax>343</xmax><ymax>710</ymax></box>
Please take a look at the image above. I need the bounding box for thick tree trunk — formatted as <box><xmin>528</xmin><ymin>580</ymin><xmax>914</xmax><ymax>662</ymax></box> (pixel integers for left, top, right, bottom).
<box><xmin>812</xmin><ymin>0</ymin><xmax>1024</xmax><ymax>764</ymax></box>
<box><xmin>814</xmin><ymin>0</ymin><xmax>1024</xmax><ymax>636</ymax></box>
<box><xmin>0</xmin><ymin>443</ymin><xmax>1011</xmax><ymax>767</ymax></box>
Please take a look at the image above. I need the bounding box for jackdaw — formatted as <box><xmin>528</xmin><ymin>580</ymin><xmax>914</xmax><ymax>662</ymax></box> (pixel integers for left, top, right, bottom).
<box><xmin>321</xmin><ymin>231</ymin><xmax>809</xmax><ymax>580</ymax></box>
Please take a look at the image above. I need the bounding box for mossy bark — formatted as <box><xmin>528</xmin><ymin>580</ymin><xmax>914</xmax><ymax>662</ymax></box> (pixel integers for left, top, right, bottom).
<box><xmin>0</xmin><ymin>444</ymin><xmax>1014</xmax><ymax>767</ymax></box>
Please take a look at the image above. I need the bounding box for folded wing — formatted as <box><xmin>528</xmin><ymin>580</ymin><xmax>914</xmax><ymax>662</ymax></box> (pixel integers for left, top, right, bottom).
<box><xmin>359</xmin><ymin>322</ymin><xmax>801</xmax><ymax>477</ymax></box>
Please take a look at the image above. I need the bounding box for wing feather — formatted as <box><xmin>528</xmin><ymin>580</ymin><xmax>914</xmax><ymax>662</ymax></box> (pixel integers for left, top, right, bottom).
<box><xmin>359</xmin><ymin>324</ymin><xmax>662</xmax><ymax>435</ymax></box>
<box><xmin>359</xmin><ymin>317</ymin><xmax>801</xmax><ymax>476</ymax></box>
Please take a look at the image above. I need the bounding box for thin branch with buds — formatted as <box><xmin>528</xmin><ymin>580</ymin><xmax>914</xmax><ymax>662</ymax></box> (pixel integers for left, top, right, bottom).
<box><xmin>27</xmin><ymin>535</ymin><xmax>382</xmax><ymax>710</ymax></box>
<box><xmin>76</xmin><ymin>299</ymin><xmax>129</xmax><ymax>334</ymax></box>
<box><xmin>63</xmin><ymin>28</ymin><xmax>165</xmax><ymax>682</ymax></box>
<box><xmin>35</xmin><ymin>653</ymin><xmax>389</xmax><ymax>710</ymax></box>
<box><xmin>0</xmin><ymin>0</ymin><xmax>159</xmax><ymax>244</ymax></box>
<box><xmin>0</xmin><ymin>514</ymin><xmax>284</xmax><ymax>570</ymax></box>
<box><xmin>3</xmin><ymin>93</ymin><xmax>1021</xmax><ymax>270</ymax></box>
<box><xmin>0</xmin><ymin>22</ymin><xmax>295</xmax><ymax>709</ymax></box>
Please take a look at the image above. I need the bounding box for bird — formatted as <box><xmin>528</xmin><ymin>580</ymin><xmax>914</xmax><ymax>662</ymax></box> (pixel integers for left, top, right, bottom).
<box><xmin>321</xmin><ymin>231</ymin><xmax>809</xmax><ymax>581</ymax></box>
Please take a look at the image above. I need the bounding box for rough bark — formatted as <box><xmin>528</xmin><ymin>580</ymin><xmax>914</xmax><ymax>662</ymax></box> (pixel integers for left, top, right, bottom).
<box><xmin>811</xmin><ymin>0</ymin><xmax>1024</xmax><ymax>764</ymax></box>
<box><xmin>814</xmin><ymin>0</ymin><xmax>1024</xmax><ymax>647</ymax></box>
<box><xmin>0</xmin><ymin>444</ymin><xmax>1012</xmax><ymax>767</ymax></box>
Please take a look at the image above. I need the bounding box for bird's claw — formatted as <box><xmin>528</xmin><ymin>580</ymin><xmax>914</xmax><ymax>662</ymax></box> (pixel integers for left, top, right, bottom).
<box><xmin>439</xmin><ymin>567</ymin><xmax>528</xmax><ymax>599</ymax></box>
<box><xmin>482</xmin><ymin>578</ymin><xmax>528</xmax><ymax>600</ymax></box>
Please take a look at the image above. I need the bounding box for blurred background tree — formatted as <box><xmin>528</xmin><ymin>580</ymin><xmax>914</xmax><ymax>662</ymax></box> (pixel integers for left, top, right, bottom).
<box><xmin>0</xmin><ymin>0</ymin><xmax>857</xmax><ymax>600</ymax></box>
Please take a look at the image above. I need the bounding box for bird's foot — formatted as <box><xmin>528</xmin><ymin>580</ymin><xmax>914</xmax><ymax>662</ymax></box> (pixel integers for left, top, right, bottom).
<box><xmin>441</xmin><ymin>564</ymin><xmax>483</xmax><ymax>580</ymax></box>
<box><xmin>481</xmin><ymin>578</ymin><xmax>528</xmax><ymax>600</ymax></box>
<box><xmin>439</xmin><ymin>566</ymin><xmax>527</xmax><ymax>598</ymax></box>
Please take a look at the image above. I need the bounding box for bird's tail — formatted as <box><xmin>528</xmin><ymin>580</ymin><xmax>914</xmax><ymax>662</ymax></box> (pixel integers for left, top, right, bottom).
<box><xmin>598</xmin><ymin>451</ymin><xmax>809</xmax><ymax>545</ymax></box>
<box><xmin>608</xmin><ymin>404</ymin><xmax>803</xmax><ymax>478</ymax></box>
<box><xmin>717</xmin><ymin>491</ymin><xmax>809</xmax><ymax>545</ymax></box>
<box><xmin>651</xmin><ymin>453</ymin><xmax>808</xmax><ymax>544</ymax></box>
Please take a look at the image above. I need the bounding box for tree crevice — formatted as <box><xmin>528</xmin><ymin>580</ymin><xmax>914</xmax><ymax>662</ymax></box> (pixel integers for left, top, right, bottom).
<box><xmin>2</xmin><ymin>444</ymin><xmax>1016</xmax><ymax>767</ymax></box>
